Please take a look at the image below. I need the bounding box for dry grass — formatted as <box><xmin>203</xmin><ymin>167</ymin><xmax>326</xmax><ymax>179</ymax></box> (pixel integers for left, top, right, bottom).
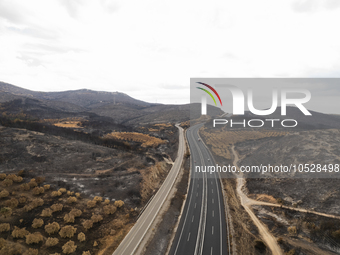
<box><xmin>251</xmin><ymin>194</ymin><xmax>278</xmax><ymax>204</ymax></box>
<box><xmin>180</xmin><ymin>121</ymin><xmax>190</xmax><ymax>129</ymax></box>
<box><xmin>103</xmin><ymin>132</ymin><xmax>167</xmax><ymax>148</ymax></box>
<box><xmin>148</xmin><ymin>128</ymin><xmax>158</xmax><ymax>132</ymax></box>
<box><xmin>154</xmin><ymin>123</ymin><xmax>172</xmax><ymax>128</ymax></box>
<box><xmin>146</xmin><ymin>123</ymin><xmax>173</xmax><ymax>132</ymax></box>
<box><xmin>139</xmin><ymin>161</ymin><xmax>169</xmax><ymax>203</ymax></box>
<box><xmin>54</xmin><ymin>121</ymin><xmax>82</xmax><ymax>128</ymax></box>
<box><xmin>43</xmin><ymin>118</ymin><xmax>84</xmax><ymax>128</ymax></box>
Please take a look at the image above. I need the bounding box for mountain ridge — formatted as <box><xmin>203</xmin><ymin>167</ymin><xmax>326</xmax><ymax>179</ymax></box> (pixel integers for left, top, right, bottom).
<box><xmin>0</xmin><ymin>81</ymin><xmax>223</xmax><ymax>125</ymax></box>
<box><xmin>0</xmin><ymin>81</ymin><xmax>153</xmax><ymax>109</ymax></box>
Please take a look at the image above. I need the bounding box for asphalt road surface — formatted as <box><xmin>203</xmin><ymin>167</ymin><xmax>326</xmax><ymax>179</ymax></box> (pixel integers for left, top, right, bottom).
<box><xmin>169</xmin><ymin>123</ymin><xmax>229</xmax><ymax>255</ymax></box>
<box><xmin>112</xmin><ymin>124</ymin><xmax>185</xmax><ymax>255</ymax></box>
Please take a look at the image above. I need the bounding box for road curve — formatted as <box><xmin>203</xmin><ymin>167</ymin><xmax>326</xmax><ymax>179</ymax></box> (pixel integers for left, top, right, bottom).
<box><xmin>112</xmin><ymin>124</ymin><xmax>185</xmax><ymax>255</ymax></box>
<box><xmin>169</xmin><ymin>123</ymin><xmax>229</xmax><ymax>255</ymax></box>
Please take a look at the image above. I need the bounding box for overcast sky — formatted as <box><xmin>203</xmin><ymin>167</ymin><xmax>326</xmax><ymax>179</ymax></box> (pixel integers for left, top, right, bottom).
<box><xmin>1</xmin><ymin>0</ymin><xmax>340</xmax><ymax>104</ymax></box>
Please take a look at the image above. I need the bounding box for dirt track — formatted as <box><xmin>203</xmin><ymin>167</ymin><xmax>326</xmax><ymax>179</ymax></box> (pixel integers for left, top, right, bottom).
<box><xmin>231</xmin><ymin>145</ymin><xmax>283</xmax><ymax>255</ymax></box>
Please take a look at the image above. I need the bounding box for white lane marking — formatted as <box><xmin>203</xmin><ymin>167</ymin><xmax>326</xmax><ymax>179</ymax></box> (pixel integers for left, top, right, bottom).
<box><xmin>187</xmin><ymin>232</ymin><xmax>191</xmax><ymax>242</ymax></box>
<box><xmin>211</xmin><ymin>181</ymin><xmax>213</xmax><ymax>185</ymax></box>
<box><xmin>211</xmin><ymin>247</ymin><xmax>213</xmax><ymax>255</ymax></box>
<box><xmin>212</xmin><ymin>198</ymin><xmax>214</xmax><ymax>204</ymax></box>
<box><xmin>194</xmin><ymin>203</ymin><xmax>197</xmax><ymax>208</ymax></box>
<box><xmin>212</xmin><ymin>226</ymin><xmax>214</xmax><ymax>235</ymax></box>
<box><xmin>172</xmin><ymin>126</ymin><xmax>201</xmax><ymax>255</ymax></box>
<box><xmin>212</xmin><ymin>210</ymin><xmax>214</xmax><ymax>217</ymax></box>
<box><xmin>192</xmin><ymin>215</ymin><xmax>194</xmax><ymax>222</ymax></box>
<box><xmin>199</xmin><ymin>129</ymin><xmax>229</xmax><ymax>255</ymax></box>
<box><xmin>212</xmin><ymin>189</ymin><xmax>214</xmax><ymax>194</ymax></box>
<box><xmin>214</xmin><ymin>173</ymin><xmax>226</xmax><ymax>255</ymax></box>
<box><xmin>196</xmin><ymin>192</ymin><xmax>198</xmax><ymax>197</ymax></box>
<box><xmin>189</xmin><ymin>125</ymin><xmax>208</xmax><ymax>255</ymax></box>
<box><xmin>197</xmin><ymin>171</ymin><xmax>207</xmax><ymax>255</ymax></box>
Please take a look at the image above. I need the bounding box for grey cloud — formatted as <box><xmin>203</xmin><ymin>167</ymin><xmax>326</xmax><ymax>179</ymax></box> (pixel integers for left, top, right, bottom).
<box><xmin>292</xmin><ymin>0</ymin><xmax>340</xmax><ymax>13</ymax></box>
<box><xmin>324</xmin><ymin>0</ymin><xmax>340</xmax><ymax>10</ymax></box>
<box><xmin>16</xmin><ymin>43</ymin><xmax>85</xmax><ymax>67</ymax></box>
<box><xmin>0</xmin><ymin>1</ymin><xmax>24</xmax><ymax>24</ymax></box>
<box><xmin>120</xmin><ymin>83</ymin><xmax>188</xmax><ymax>93</ymax></box>
<box><xmin>303</xmin><ymin>65</ymin><xmax>340</xmax><ymax>79</ymax></box>
<box><xmin>17</xmin><ymin>53</ymin><xmax>43</xmax><ymax>67</ymax></box>
<box><xmin>0</xmin><ymin>2</ymin><xmax>59</xmax><ymax>40</ymax></box>
<box><xmin>23</xmin><ymin>43</ymin><xmax>84</xmax><ymax>54</ymax></box>
<box><xmin>221</xmin><ymin>52</ymin><xmax>237</xmax><ymax>59</ymax></box>
<box><xmin>7</xmin><ymin>26</ymin><xmax>59</xmax><ymax>40</ymax></box>
<box><xmin>160</xmin><ymin>84</ymin><xmax>188</xmax><ymax>90</ymax></box>
<box><xmin>100</xmin><ymin>0</ymin><xmax>120</xmax><ymax>13</ymax></box>
<box><xmin>58</xmin><ymin>0</ymin><xmax>85</xmax><ymax>18</ymax></box>
<box><xmin>292</xmin><ymin>0</ymin><xmax>317</xmax><ymax>13</ymax></box>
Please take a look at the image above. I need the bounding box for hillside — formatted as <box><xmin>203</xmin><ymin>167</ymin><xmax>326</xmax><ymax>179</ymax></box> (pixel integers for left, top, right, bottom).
<box><xmin>0</xmin><ymin>82</ymin><xmax>151</xmax><ymax>109</ymax></box>
<box><xmin>0</xmin><ymin>81</ymin><xmax>193</xmax><ymax>254</ymax></box>
<box><xmin>0</xmin><ymin>81</ymin><xmax>223</xmax><ymax>126</ymax></box>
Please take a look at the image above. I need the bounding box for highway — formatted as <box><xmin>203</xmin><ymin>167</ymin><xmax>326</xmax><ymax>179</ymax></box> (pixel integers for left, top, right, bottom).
<box><xmin>169</xmin><ymin>123</ymin><xmax>229</xmax><ymax>255</ymax></box>
<box><xmin>112</xmin><ymin>124</ymin><xmax>185</xmax><ymax>255</ymax></box>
